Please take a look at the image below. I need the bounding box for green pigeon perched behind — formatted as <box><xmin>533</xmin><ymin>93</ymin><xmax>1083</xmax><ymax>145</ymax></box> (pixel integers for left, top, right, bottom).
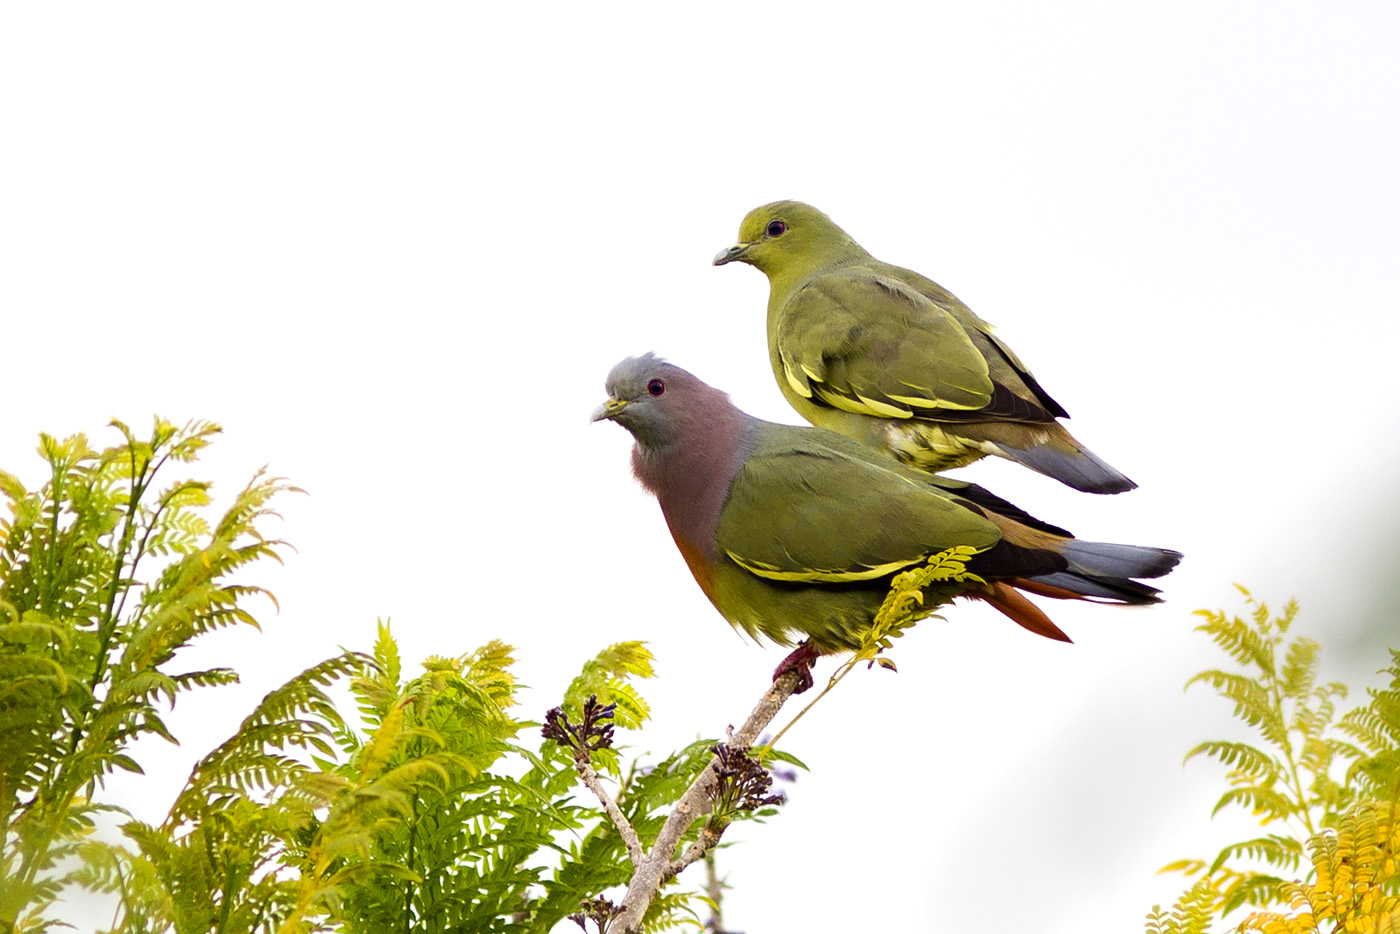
<box><xmin>593</xmin><ymin>354</ymin><xmax>1180</xmax><ymax>688</ymax></box>
<box><xmin>715</xmin><ymin>200</ymin><xmax>1136</xmax><ymax>494</ymax></box>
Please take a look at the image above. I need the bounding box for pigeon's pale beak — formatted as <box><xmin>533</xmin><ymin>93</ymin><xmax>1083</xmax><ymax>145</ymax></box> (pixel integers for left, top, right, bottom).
<box><xmin>712</xmin><ymin>242</ymin><xmax>752</xmax><ymax>266</ymax></box>
<box><xmin>590</xmin><ymin>397</ymin><xmax>629</xmax><ymax>423</ymax></box>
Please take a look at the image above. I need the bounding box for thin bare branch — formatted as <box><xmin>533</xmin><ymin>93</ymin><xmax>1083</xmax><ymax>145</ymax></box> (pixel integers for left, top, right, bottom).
<box><xmin>703</xmin><ymin>849</ymin><xmax>726</xmax><ymax>933</ymax></box>
<box><xmin>611</xmin><ymin>669</ymin><xmax>801</xmax><ymax>932</ymax></box>
<box><xmin>571</xmin><ymin>746</ymin><xmax>646</xmax><ymax>869</ymax></box>
<box><xmin>665</xmin><ymin>825</ymin><xmax>721</xmax><ymax>880</ymax></box>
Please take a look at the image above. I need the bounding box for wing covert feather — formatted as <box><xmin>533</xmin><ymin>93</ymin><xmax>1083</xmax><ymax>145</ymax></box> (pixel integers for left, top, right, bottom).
<box><xmin>776</xmin><ymin>271</ymin><xmax>1061</xmax><ymax>423</ymax></box>
<box><xmin>717</xmin><ymin>438</ymin><xmax>1001</xmax><ymax>583</ymax></box>
<box><xmin>776</xmin><ymin>275</ymin><xmax>992</xmax><ymax>415</ymax></box>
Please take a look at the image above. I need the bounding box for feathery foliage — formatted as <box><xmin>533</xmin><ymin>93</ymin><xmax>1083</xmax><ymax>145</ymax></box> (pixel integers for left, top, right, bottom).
<box><xmin>0</xmin><ymin>418</ymin><xmax>293</xmax><ymax>932</ymax></box>
<box><xmin>330</xmin><ymin>630</ymin><xmax>667</xmax><ymax>933</ymax></box>
<box><xmin>0</xmin><ymin>417</ymin><xmax>804</xmax><ymax>933</ymax></box>
<box><xmin>1148</xmin><ymin>588</ymin><xmax>1400</xmax><ymax>932</ymax></box>
<box><xmin>83</xmin><ymin>651</ymin><xmax>369</xmax><ymax>934</ymax></box>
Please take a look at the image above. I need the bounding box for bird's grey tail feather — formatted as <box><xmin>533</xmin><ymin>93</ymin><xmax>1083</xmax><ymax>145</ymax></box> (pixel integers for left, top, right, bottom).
<box><xmin>1061</xmin><ymin>540</ymin><xmax>1182</xmax><ymax>580</ymax></box>
<box><xmin>996</xmin><ymin>439</ymin><xmax>1137</xmax><ymax>495</ymax></box>
<box><xmin>1027</xmin><ymin>540</ymin><xmax>1183</xmax><ymax>606</ymax></box>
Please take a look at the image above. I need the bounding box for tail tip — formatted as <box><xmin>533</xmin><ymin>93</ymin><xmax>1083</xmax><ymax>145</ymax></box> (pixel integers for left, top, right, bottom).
<box><xmin>994</xmin><ymin>441</ymin><xmax>1137</xmax><ymax>495</ymax></box>
<box><xmin>1079</xmin><ymin>474</ymin><xmax>1138</xmax><ymax>495</ymax></box>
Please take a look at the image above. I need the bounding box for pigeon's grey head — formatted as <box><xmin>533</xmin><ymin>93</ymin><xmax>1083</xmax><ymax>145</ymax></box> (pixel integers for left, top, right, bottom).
<box><xmin>592</xmin><ymin>353</ymin><xmax>730</xmax><ymax>448</ymax></box>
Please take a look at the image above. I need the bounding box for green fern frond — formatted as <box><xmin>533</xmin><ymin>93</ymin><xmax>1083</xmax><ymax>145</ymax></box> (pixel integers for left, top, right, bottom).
<box><xmin>0</xmin><ymin>418</ymin><xmax>316</xmax><ymax>933</ymax></box>
<box><xmin>1187</xmin><ymin>670</ymin><xmax>1282</xmax><ymax>736</ymax></box>
<box><xmin>1208</xmin><ymin>835</ymin><xmax>1303</xmax><ymax>875</ymax></box>
<box><xmin>1210</xmin><ymin>781</ymin><xmax>1302</xmax><ymax>823</ymax></box>
<box><xmin>356</xmin><ymin>694</ymin><xmax>412</xmax><ymax>778</ymax></box>
<box><xmin>601</xmin><ymin>680</ymin><xmax>650</xmax><ymax>731</ymax></box>
<box><xmin>563</xmin><ymin>641</ymin><xmax>656</xmax><ymax>726</ymax></box>
<box><xmin>1158</xmin><ymin>591</ymin><xmax>1400</xmax><ymax>932</ymax></box>
<box><xmin>1158</xmin><ymin>858</ymin><xmax>1208</xmax><ymax>877</ymax></box>
<box><xmin>166</xmin><ymin>651</ymin><xmax>364</xmax><ymax>827</ymax></box>
<box><xmin>462</xmin><ymin>639</ymin><xmax>519</xmax><ymax>708</ymax></box>
<box><xmin>1342</xmin><ymin>706</ymin><xmax>1399</xmax><ymax>757</ymax></box>
<box><xmin>1193</xmin><ymin>606</ymin><xmax>1274</xmax><ymax>674</ymax></box>
<box><xmin>864</xmin><ymin>545</ymin><xmax>982</xmax><ymax>661</ymax></box>
<box><xmin>0</xmin><ymin>655</ymin><xmax>71</xmax><ymax>696</ymax></box>
<box><xmin>373</xmin><ymin>619</ymin><xmax>401</xmax><ymax>685</ymax></box>
<box><xmin>1279</xmin><ymin>639</ymin><xmax>1320</xmax><ymax>699</ymax></box>
<box><xmin>590</xmin><ymin>641</ymin><xmax>656</xmax><ymax>680</ymax></box>
<box><xmin>169</xmin><ymin>668</ymin><xmax>240</xmax><ymax>691</ymax></box>
<box><xmin>1186</xmin><ymin>740</ymin><xmax>1279</xmax><ymax>778</ymax></box>
<box><xmin>638</xmin><ymin>887</ymin><xmax>703</xmax><ymax>932</ymax></box>
<box><xmin>0</xmin><ymin>468</ymin><xmax>28</xmax><ymax>507</ymax></box>
<box><xmin>1340</xmin><ymin>651</ymin><xmax>1400</xmax><ymax>800</ymax></box>
<box><xmin>1146</xmin><ymin>876</ymin><xmax>1224</xmax><ymax>934</ymax></box>
<box><xmin>0</xmin><ymin>613</ymin><xmax>72</xmax><ymax>652</ymax></box>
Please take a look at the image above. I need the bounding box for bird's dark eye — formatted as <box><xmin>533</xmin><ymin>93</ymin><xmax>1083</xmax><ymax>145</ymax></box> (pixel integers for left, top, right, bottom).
<box><xmin>766</xmin><ymin>220</ymin><xmax>786</xmax><ymax>237</ymax></box>
<box><xmin>647</xmin><ymin>379</ymin><xmax>665</xmax><ymax>397</ymax></box>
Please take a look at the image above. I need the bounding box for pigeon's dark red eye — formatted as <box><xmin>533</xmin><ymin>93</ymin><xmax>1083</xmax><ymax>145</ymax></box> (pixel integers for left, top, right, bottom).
<box><xmin>647</xmin><ymin>379</ymin><xmax>665</xmax><ymax>397</ymax></box>
<box><xmin>766</xmin><ymin>220</ymin><xmax>786</xmax><ymax>237</ymax></box>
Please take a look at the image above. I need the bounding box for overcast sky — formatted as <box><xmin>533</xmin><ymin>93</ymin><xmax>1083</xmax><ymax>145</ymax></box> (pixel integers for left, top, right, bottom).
<box><xmin>3</xmin><ymin>3</ymin><xmax>1399</xmax><ymax>931</ymax></box>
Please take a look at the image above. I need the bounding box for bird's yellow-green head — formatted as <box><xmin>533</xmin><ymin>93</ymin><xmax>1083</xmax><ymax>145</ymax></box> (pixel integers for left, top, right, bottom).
<box><xmin>713</xmin><ymin>200</ymin><xmax>867</xmax><ymax>278</ymax></box>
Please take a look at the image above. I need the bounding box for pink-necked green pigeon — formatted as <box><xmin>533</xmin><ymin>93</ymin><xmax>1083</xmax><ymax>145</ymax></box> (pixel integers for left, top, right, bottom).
<box><xmin>594</xmin><ymin>354</ymin><xmax>1179</xmax><ymax>684</ymax></box>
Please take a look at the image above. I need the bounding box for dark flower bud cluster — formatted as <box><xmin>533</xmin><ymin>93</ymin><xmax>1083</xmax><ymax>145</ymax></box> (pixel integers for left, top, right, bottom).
<box><xmin>708</xmin><ymin>743</ymin><xmax>785</xmax><ymax>815</ymax></box>
<box><xmin>542</xmin><ymin>694</ymin><xmax>617</xmax><ymax>753</ymax></box>
<box><xmin>568</xmin><ymin>896</ymin><xmax>620</xmax><ymax>932</ymax></box>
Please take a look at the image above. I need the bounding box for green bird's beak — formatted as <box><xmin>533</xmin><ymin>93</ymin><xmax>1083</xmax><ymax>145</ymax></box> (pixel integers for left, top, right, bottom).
<box><xmin>712</xmin><ymin>242</ymin><xmax>753</xmax><ymax>266</ymax></box>
<box><xmin>590</xmin><ymin>397</ymin><xmax>629</xmax><ymax>423</ymax></box>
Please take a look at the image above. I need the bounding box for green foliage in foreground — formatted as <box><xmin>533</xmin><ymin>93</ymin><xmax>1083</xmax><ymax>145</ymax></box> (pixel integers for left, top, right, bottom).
<box><xmin>29</xmin><ymin>418</ymin><xmax>1400</xmax><ymax>934</ymax></box>
<box><xmin>92</xmin><ymin>627</ymin><xmax>708</xmax><ymax>934</ymax></box>
<box><xmin>0</xmin><ymin>418</ymin><xmax>292</xmax><ymax>931</ymax></box>
<box><xmin>1147</xmin><ymin>589</ymin><xmax>1400</xmax><ymax>933</ymax></box>
<box><xmin>0</xmin><ymin>419</ymin><xmax>789</xmax><ymax>934</ymax></box>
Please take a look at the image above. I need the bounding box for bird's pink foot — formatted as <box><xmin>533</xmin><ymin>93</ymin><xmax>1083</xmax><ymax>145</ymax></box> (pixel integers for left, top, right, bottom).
<box><xmin>773</xmin><ymin>642</ymin><xmax>819</xmax><ymax>694</ymax></box>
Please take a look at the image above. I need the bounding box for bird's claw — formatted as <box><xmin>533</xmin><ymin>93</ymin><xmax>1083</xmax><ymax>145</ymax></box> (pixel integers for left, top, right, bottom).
<box><xmin>772</xmin><ymin>642</ymin><xmax>819</xmax><ymax>694</ymax></box>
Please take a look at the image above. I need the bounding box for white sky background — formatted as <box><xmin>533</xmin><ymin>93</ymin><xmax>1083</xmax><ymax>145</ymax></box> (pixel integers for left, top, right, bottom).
<box><xmin>3</xmin><ymin>3</ymin><xmax>1399</xmax><ymax>931</ymax></box>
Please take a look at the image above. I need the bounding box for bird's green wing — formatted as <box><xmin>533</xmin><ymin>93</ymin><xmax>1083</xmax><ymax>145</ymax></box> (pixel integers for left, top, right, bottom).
<box><xmin>716</xmin><ymin>432</ymin><xmax>1001</xmax><ymax>583</ymax></box>
<box><xmin>892</xmin><ymin>266</ymin><xmax>1072</xmax><ymax>419</ymax></box>
<box><xmin>775</xmin><ymin>271</ymin><xmax>1060</xmax><ymax>423</ymax></box>
<box><xmin>774</xmin><ymin>272</ymin><xmax>992</xmax><ymax>416</ymax></box>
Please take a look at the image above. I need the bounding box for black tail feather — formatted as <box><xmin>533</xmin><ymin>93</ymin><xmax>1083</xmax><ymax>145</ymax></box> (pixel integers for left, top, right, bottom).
<box><xmin>928</xmin><ymin>476</ymin><xmax>1073</xmax><ymax>537</ymax></box>
<box><xmin>1025</xmin><ymin>570</ymin><xmax>1164</xmax><ymax>605</ymax></box>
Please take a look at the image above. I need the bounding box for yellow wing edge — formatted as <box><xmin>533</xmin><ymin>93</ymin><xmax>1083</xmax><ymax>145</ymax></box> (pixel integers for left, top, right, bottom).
<box><xmin>726</xmin><ymin>550</ymin><xmax>922</xmax><ymax>583</ymax></box>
